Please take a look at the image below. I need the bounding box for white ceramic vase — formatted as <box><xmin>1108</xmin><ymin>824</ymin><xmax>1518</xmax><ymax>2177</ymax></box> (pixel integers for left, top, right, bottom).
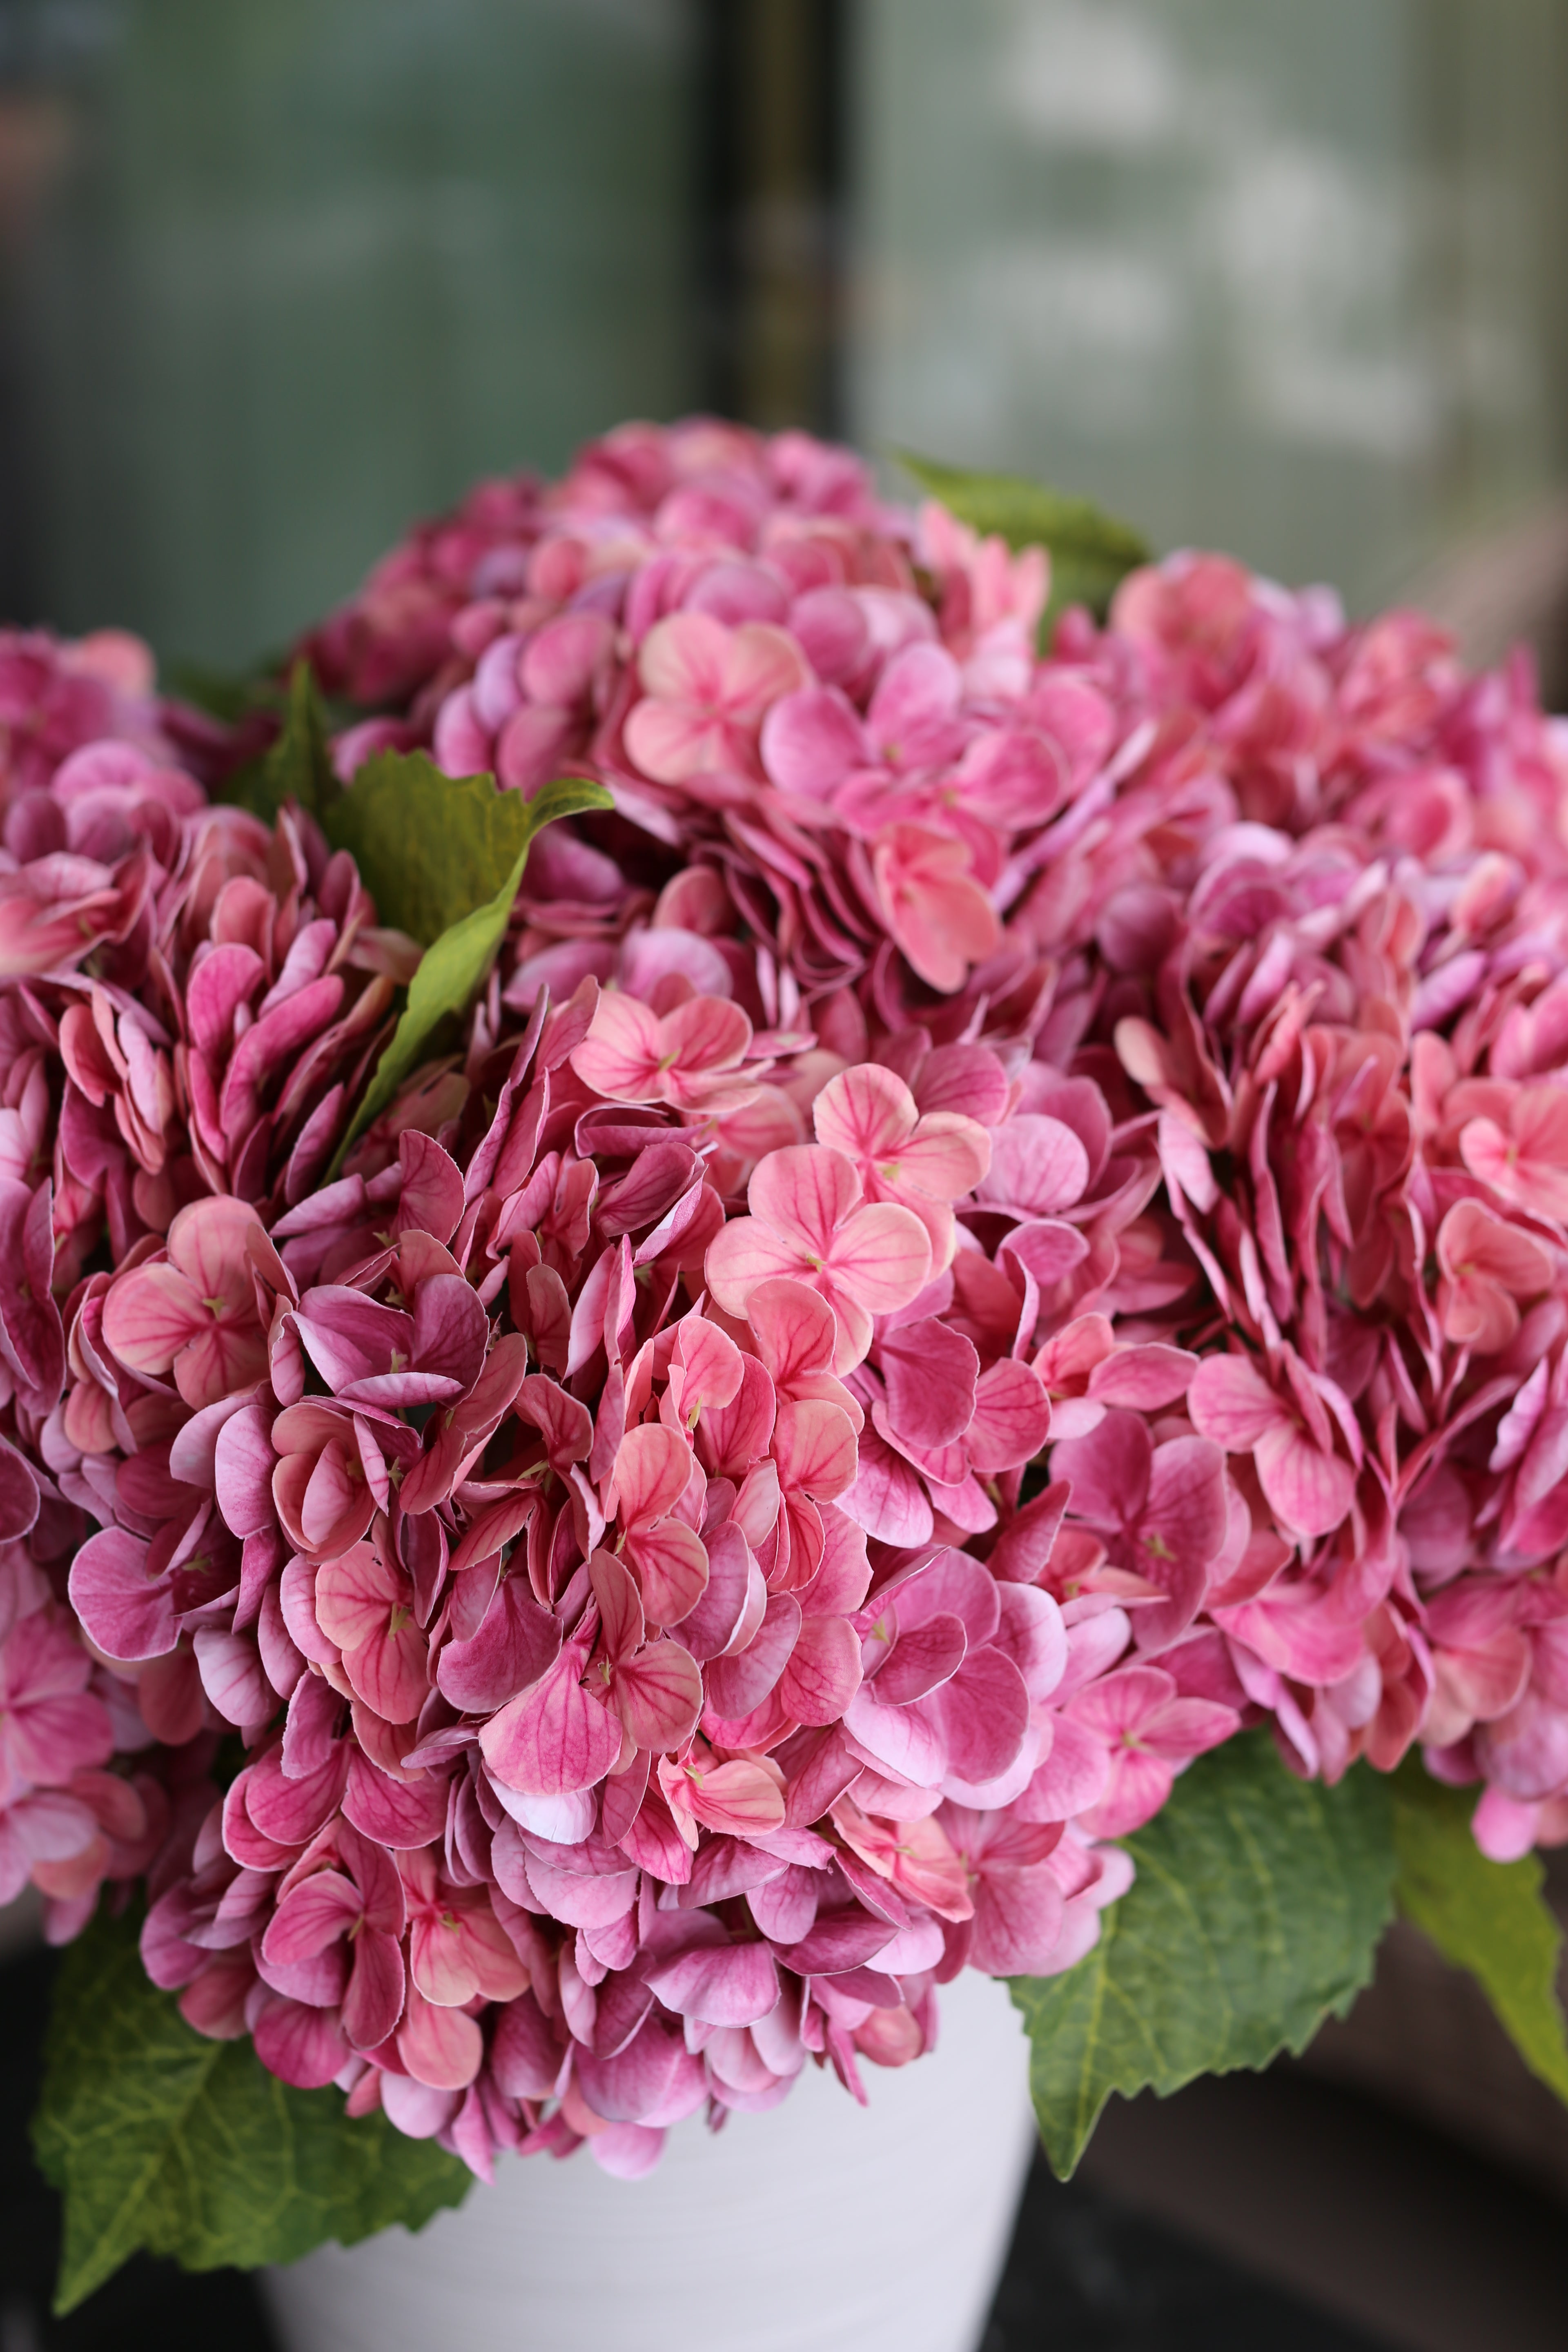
<box><xmin>262</xmin><ymin>1969</ymin><xmax>1038</xmax><ymax>2352</ymax></box>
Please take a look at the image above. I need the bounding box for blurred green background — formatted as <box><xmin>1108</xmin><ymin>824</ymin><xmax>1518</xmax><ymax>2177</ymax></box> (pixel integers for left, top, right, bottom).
<box><xmin>3</xmin><ymin>0</ymin><xmax>1568</xmax><ymax>670</ymax></box>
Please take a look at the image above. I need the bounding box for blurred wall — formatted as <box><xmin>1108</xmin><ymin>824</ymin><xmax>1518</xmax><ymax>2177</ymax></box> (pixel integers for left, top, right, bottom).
<box><xmin>849</xmin><ymin>0</ymin><xmax>1568</xmax><ymax>615</ymax></box>
<box><xmin>0</xmin><ymin>0</ymin><xmax>699</xmax><ymax>667</ymax></box>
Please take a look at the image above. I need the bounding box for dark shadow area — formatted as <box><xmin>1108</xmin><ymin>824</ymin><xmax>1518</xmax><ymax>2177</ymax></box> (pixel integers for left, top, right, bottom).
<box><xmin>983</xmin><ymin>2152</ymin><xmax>1393</xmax><ymax>2352</ymax></box>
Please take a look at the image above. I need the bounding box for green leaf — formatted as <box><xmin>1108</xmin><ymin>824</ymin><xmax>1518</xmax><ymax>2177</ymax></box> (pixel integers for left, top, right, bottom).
<box><xmin>32</xmin><ymin>1903</ymin><xmax>470</xmax><ymax>2315</ymax></box>
<box><xmin>217</xmin><ymin>659</ymin><xmax>336</xmax><ymax>825</ymax></box>
<box><xmin>897</xmin><ymin>450</ymin><xmax>1150</xmax><ymax>637</ymax></box>
<box><xmin>323</xmin><ymin>752</ymin><xmax>609</xmax><ymax>949</ymax></box>
<box><xmin>1392</xmin><ymin>1761</ymin><xmax>1568</xmax><ymax>2104</ymax></box>
<box><xmin>1011</xmin><ymin>1733</ymin><xmax>1396</xmax><ymax>2177</ymax></box>
<box><xmin>326</xmin><ymin>763</ymin><xmax>612</xmax><ymax>1167</ymax></box>
<box><xmin>162</xmin><ymin>658</ymin><xmax>286</xmax><ymax>728</ymax></box>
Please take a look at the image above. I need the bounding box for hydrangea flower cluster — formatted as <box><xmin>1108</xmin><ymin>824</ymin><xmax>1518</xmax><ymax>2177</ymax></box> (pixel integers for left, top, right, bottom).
<box><xmin>7</xmin><ymin>414</ymin><xmax>1568</xmax><ymax>2187</ymax></box>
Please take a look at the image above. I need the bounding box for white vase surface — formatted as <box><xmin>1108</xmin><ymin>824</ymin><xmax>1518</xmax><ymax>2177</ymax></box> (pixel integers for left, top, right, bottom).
<box><xmin>263</xmin><ymin>1967</ymin><xmax>1038</xmax><ymax>2352</ymax></box>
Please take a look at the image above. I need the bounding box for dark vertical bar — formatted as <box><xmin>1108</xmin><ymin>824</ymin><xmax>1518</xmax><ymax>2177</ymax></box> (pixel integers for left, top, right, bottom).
<box><xmin>693</xmin><ymin>0</ymin><xmax>846</xmax><ymax>437</ymax></box>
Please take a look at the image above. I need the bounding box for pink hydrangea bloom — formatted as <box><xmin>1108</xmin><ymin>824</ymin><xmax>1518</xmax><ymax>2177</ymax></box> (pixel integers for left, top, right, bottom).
<box><xmin>11</xmin><ymin>417</ymin><xmax>1568</xmax><ymax>2184</ymax></box>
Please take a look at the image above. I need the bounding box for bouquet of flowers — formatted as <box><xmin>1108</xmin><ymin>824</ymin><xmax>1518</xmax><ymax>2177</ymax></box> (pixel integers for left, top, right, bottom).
<box><xmin>5</xmin><ymin>420</ymin><xmax>1568</xmax><ymax>2312</ymax></box>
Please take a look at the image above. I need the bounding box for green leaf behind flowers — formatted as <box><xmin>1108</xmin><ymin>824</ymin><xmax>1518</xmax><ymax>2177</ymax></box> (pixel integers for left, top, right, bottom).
<box><xmin>1392</xmin><ymin>1761</ymin><xmax>1568</xmax><ymax>2104</ymax></box>
<box><xmin>321</xmin><ymin>752</ymin><xmax>607</xmax><ymax>949</ymax></box>
<box><xmin>325</xmin><ymin>760</ymin><xmax>612</xmax><ymax>1165</ymax></box>
<box><xmin>32</xmin><ymin>1902</ymin><xmax>470</xmax><ymax>2315</ymax></box>
<box><xmin>1010</xmin><ymin>1733</ymin><xmax>1396</xmax><ymax>2177</ymax></box>
<box><xmin>216</xmin><ymin>659</ymin><xmax>336</xmax><ymax>826</ymax></box>
<box><xmin>897</xmin><ymin>451</ymin><xmax>1150</xmax><ymax>639</ymax></box>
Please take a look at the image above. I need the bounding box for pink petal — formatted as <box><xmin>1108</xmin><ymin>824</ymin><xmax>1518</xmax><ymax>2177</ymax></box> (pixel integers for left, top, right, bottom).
<box><xmin>967</xmin><ymin>1359</ymin><xmax>1052</xmax><ymax>1474</ymax></box>
<box><xmin>624</xmin><ymin>1518</ymin><xmax>710</xmax><ymax>1628</ymax></box>
<box><xmin>101</xmin><ymin>1262</ymin><xmax>205</xmax><ymax>1376</ymax></box>
<box><xmin>572</xmin><ymin>993</ymin><xmax>665</xmax><ymax>1100</ymax></box>
<box><xmin>772</xmin><ymin>1398</ymin><xmax>859</xmax><ymax>1500</ymax></box>
<box><xmin>252</xmin><ymin>1996</ymin><xmax>350</xmax><ymax>2090</ymax></box>
<box><xmin>660</xmin><ymin>993</ymin><xmax>751</xmax><ymax>1077</ymax></box>
<box><xmin>398</xmin><ymin>1983</ymin><xmax>483</xmax><ymax>2090</ymax></box>
<box><xmin>839</xmin><ymin>1428</ymin><xmax>934</xmax><ymax>1548</ymax></box>
<box><xmin>1254</xmin><ymin>1423</ymin><xmax>1356</xmax><ymax>1538</ymax></box>
<box><xmin>68</xmin><ymin>1528</ymin><xmax>174</xmax><ymax>1661</ymax></box>
<box><xmin>615</xmin><ymin>1638</ymin><xmax>704</xmax><ymax>1749</ymax></box>
<box><xmin>437</xmin><ymin>1578</ymin><xmax>561</xmax><ymax>1713</ymax></box>
<box><xmin>976</xmin><ymin>1116</ymin><xmax>1089</xmax><ymax>1218</ymax></box>
<box><xmin>760</xmin><ymin>685</ymin><xmax>865</xmax><ymax>799</ymax></box>
<box><xmin>263</xmin><ymin>1871</ymin><xmax>361</xmax><ymax>1965</ymax></box>
<box><xmin>935</xmin><ymin>1647</ymin><xmax>1030</xmax><ymax>1786</ymax></box>
<box><xmin>1187</xmin><ymin>1354</ymin><xmax>1288</xmax><ymax>1450</ymax></box>
<box><xmin>720</xmin><ymin>621</ymin><xmax>813</xmax><ymax>722</ymax></box>
<box><xmin>875</xmin><ymin>1613</ymin><xmax>967</xmax><ymax>1706</ymax></box>
<box><xmin>813</xmin><ymin>1064</ymin><xmax>915</xmax><ymax>1163</ymax></box>
<box><xmin>969</xmin><ymin>1864</ymin><xmax>1067</xmax><ymax>1975</ymax></box>
<box><xmin>749</xmin><ymin>1144</ymin><xmax>862</xmax><ymax>1260</ymax></box>
<box><xmin>343</xmin><ymin>1928</ymin><xmax>405</xmax><ymax>2050</ymax></box>
<box><xmin>480</xmin><ymin>1645</ymin><xmax>623</xmax><ymax>1796</ymax></box>
<box><xmin>609</xmin><ymin>1422</ymin><xmax>694</xmax><ymax>1530</ymax></box>
<box><xmin>704</xmin><ymin>1592</ymin><xmax>801</xmax><ymax>1720</ymax></box>
<box><xmin>644</xmin><ymin>1941</ymin><xmax>781</xmax><ymax>2027</ymax></box>
<box><xmin>878</xmin><ymin>1319</ymin><xmax>978</xmax><ymax>1451</ymax></box>
<box><xmin>777</xmin><ymin>1613</ymin><xmax>862</xmax><ymax>1725</ymax></box>
<box><xmin>745</xmin><ymin>1277</ymin><xmax>837</xmax><ymax>1386</ymax></box>
<box><xmin>829</xmin><ymin>1200</ymin><xmax>933</xmax><ymax>1317</ymax></box>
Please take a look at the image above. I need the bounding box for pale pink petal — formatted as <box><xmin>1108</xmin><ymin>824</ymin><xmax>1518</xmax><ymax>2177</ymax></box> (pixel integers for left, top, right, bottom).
<box><xmin>1187</xmin><ymin>1354</ymin><xmax>1289</xmax><ymax>1450</ymax></box>
<box><xmin>748</xmin><ymin>1144</ymin><xmax>862</xmax><ymax>1258</ymax></box>
<box><xmin>813</xmin><ymin>1065</ymin><xmax>916</xmax><ymax>1162</ymax></box>
<box><xmin>572</xmin><ymin>995</ymin><xmax>666</xmax><ymax>1101</ymax></box>
<box><xmin>760</xmin><ymin>686</ymin><xmax>865</xmax><ymax>799</ymax></box>
<box><xmin>1254</xmin><ymin>1423</ymin><xmax>1356</xmax><ymax>1538</ymax></box>
<box><xmin>976</xmin><ymin>1116</ymin><xmax>1089</xmax><ymax>1218</ymax></box>
<box><xmin>644</xmin><ymin>1941</ymin><xmax>781</xmax><ymax>2027</ymax></box>
<box><xmin>479</xmin><ymin>1646</ymin><xmax>623</xmax><ymax>1796</ymax></box>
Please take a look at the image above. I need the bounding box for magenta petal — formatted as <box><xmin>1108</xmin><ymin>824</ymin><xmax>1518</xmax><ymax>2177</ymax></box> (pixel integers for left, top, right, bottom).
<box><xmin>703</xmin><ymin>1593</ymin><xmax>800</xmax><ymax>1721</ymax></box>
<box><xmin>437</xmin><ymin>1578</ymin><xmax>561</xmax><ymax>1713</ymax></box>
<box><xmin>643</xmin><ymin>1941</ymin><xmax>780</xmax><ymax>2027</ymax></box>
<box><xmin>412</xmin><ymin>1274</ymin><xmax>489</xmax><ymax>1390</ymax></box>
<box><xmin>263</xmin><ymin>1871</ymin><xmax>361</xmax><ymax>1965</ymax></box>
<box><xmin>575</xmin><ymin>2012</ymin><xmax>689</xmax><ymax>2123</ymax></box>
<box><xmin>874</xmin><ymin>1613</ymin><xmax>967</xmax><ymax>1706</ymax></box>
<box><xmin>777</xmin><ymin>1614</ymin><xmax>862</xmax><ymax>1726</ymax></box>
<box><xmin>479</xmin><ymin>1645</ymin><xmax>623</xmax><ymax>1796</ymax></box>
<box><xmin>68</xmin><ymin>1527</ymin><xmax>174</xmax><ymax>1662</ymax></box>
<box><xmin>839</xmin><ymin>1428</ymin><xmax>933</xmax><ymax>1548</ymax></box>
<box><xmin>213</xmin><ymin>1401</ymin><xmax>278</xmax><ymax>1539</ymax></box>
<box><xmin>777</xmin><ymin>1911</ymin><xmax>895</xmax><ymax>1975</ymax></box>
<box><xmin>492</xmin><ymin>1991</ymin><xmax>565</xmax><ymax>2099</ymax></box>
<box><xmin>251</xmin><ymin>1994</ymin><xmax>350</xmax><ymax>2089</ymax></box>
<box><xmin>245</xmin><ymin>1740</ymin><xmax>349</xmax><ymax>1844</ymax></box>
<box><xmin>969</xmin><ymin>1864</ymin><xmax>1067</xmax><ymax>1975</ymax></box>
<box><xmin>967</xmin><ymin>1359</ymin><xmax>1053</xmax><ymax>1474</ymax></box>
<box><xmin>343</xmin><ymin>1928</ymin><xmax>406</xmax><ymax>2050</ymax></box>
<box><xmin>342</xmin><ymin>1750</ymin><xmax>450</xmax><ymax>1848</ymax></box>
<box><xmin>934</xmin><ymin>1647</ymin><xmax>1030</xmax><ymax>1786</ymax></box>
<box><xmin>877</xmin><ymin>1319</ymin><xmax>978</xmax><ymax>1451</ymax></box>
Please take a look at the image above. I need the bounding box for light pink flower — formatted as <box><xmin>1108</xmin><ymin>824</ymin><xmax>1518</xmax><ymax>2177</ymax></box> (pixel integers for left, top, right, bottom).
<box><xmin>101</xmin><ymin>1196</ymin><xmax>270</xmax><ymax>1408</ymax></box>
<box><xmin>572</xmin><ymin>991</ymin><xmax>758</xmax><ymax>1115</ymax></box>
<box><xmin>1067</xmin><ymin>1664</ymin><xmax>1238</xmax><ymax>1837</ymax></box>
<box><xmin>812</xmin><ymin>1062</ymin><xmax>989</xmax><ymax>1270</ymax></box>
<box><xmin>706</xmin><ymin>1142</ymin><xmax>932</xmax><ymax>1373</ymax></box>
<box><xmin>869</xmin><ymin>824</ymin><xmax>1000</xmax><ymax>993</ymax></box>
<box><xmin>623</xmin><ymin>612</ymin><xmax>809</xmax><ymax>782</ymax></box>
